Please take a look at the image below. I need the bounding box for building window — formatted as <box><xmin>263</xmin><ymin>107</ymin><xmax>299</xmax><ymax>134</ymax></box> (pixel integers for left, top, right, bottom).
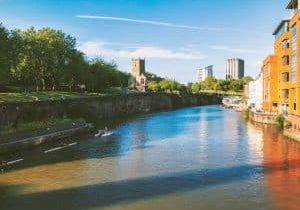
<box><xmin>282</xmin><ymin>89</ymin><xmax>289</xmax><ymax>99</ymax></box>
<box><xmin>282</xmin><ymin>56</ymin><xmax>290</xmax><ymax>65</ymax></box>
<box><xmin>294</xmin><ymin>103</ymin><xmax>297</xmax><ymax>110</ymax></box>
<box><xmin>282</xmin><ymin>39</ymin><xmax>290</xmax><ymax>49</ymax></box>
<box><xmin>275</xmin><ymin>21</ymin><xmax>289</xmax><ymax>40</ymax></box>
<box><xmin>140</xmin><ymin>78</ymin><xmax>145</xmax><ymax>85</ymax></box>
<box><xmin>282</xmin><ymin>72</ymin><xmax>289</xmax><ymax>82</ymax></box>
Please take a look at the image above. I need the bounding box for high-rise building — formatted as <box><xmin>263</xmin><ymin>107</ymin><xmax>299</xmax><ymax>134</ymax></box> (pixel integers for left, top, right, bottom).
<box><xmin>197</xmin><ymin>65</ymin><xmax>213</xmax><ymax>82</ymax></box>
<box><xmin>225</xmin><ymin>58</ymin><xmax>244</xmax><ymax>80</ymax></box>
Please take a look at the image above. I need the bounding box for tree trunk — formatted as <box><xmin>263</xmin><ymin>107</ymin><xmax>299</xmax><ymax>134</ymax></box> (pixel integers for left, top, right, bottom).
<box><xmin>41</xmin><ymin>78</ymin><xmax>45</xmax><ymax>91</ymax></box>
<box><xmin>52</xmin><ymin>78</ymin><xmax>56</xmax><ymax>91</ymax></box>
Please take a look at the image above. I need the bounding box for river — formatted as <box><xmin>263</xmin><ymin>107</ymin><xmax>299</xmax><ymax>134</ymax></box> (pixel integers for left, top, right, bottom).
<box><xmin>0</xmin><ymin>106</ymin><xmax>300</xmax><ymax>210</ymax></box>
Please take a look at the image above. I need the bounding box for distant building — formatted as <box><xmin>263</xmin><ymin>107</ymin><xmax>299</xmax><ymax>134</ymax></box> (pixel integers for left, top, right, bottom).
<box><xmin>225</xmin><ymin>58</ymin><xmax>244</xmax><ymax>80</ymax></box>
<box><xmin>197</xmin><ymin>65</ymin><xmax>213</xmax><ymax>82</ymax></box>
<box><xmin>247</xmin><ymin>72</ymin><xmax>263</xmax><ymax>111</ymax></box>
<box><xmin>129</xmin><ymin>58</ymin><xmax>147</xmax><ymax>92</ymax></box>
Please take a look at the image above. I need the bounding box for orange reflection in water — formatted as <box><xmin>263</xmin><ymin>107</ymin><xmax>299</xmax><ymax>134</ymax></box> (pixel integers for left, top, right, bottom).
<box><xmin>262</xmin><ymin>125</ymin><xmax>300</xmax><ymax>210</ymax></box>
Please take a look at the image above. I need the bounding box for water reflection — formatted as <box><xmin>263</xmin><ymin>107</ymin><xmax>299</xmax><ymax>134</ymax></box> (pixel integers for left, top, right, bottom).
<box><xmin>262</xmin><ymin>125</ymin><xmax>300</xmax><ymax>210</ymax></box>
<box><xmin>0</xmin><ymin>106</ymin><xmax>299</xmax><ymax>210</ymax></box>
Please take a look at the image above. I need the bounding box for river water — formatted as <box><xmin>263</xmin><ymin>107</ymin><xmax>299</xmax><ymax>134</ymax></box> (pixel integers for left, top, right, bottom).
<box><xmin>0</xmin><ymin>106</ymin><xmax>300</xmax><ymax>210</ymax></box>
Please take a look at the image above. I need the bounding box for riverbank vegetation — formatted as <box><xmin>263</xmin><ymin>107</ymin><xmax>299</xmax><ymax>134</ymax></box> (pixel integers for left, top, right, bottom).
<box><xmin>0</xmin><ymin>92</ymin><xmax>86</xmax><ymax>103</ymax></box>
<box><xmin>148</xmin><ymin>79</ymin><xmax>186</xmax><ymax>93</ymax></box>
<box><xmin>147</xmin><ymin>76</ymin><xmax>252</xmax><ymax>95</ymax></box>
<box><xmin>0</xmin><ymin>23</ymin><xmax>129</xmax><ymax>93</ymax></box>
<box><xmin>1</xmin><ymin>23</ymin><xmax>253</xmax><ymax>99</ymax></box>
<box><xmin>190</xmin><ymin>76</ymin><xmax>252</xmax><ymax>93</ymax></box>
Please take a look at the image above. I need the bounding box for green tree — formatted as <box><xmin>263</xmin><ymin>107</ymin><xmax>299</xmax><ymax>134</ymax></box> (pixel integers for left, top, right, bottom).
<box><xmin>148</xmin><ymin>81</ymin><xmax>160</xmax><ymax>92</ymax></box>
<box><xmin>62</xmin><ymin>50</ymin><xmax>88</xmax><ymax>91</ymax></box>
<box><xmin>228</xmin><ymin>79</ymin><xmax>244</xmax><ymax>91</ymax></box>
<box><xmin>191</xmin><ymin>82</ymin><xmax>202</xmax><ymax>93</ymax></box>
<box><xmin>242</xmin><ymin>76</ymin><xmax>254</xmax><ymax>84</ymax></box>
<box><xmin>145</xmin><ymin>72</ymin><xmax>164</xmax><ymax>82</ymax></box>
<box><xmin>11</xmin><ymin>27</ymin><xmax>77</xmax><ymax>91</ymax></box>
<box><xmin>158</xmin><ymin>79</ymin><xmax>183</xmax><ymax>92</ymax></box>
<box><xmin>0</xmin><ymin>23</ymin><xmax>11</xmax><ymax>84</ymax></box>
<box><xmin>84</xmin><ymin>58</ymin><xmax>129</xmax><ymax>92</ymax></box>
<box><xmin>202</xmin><ymin>76</ymin><xmax>217</xmax><ymax>90</ymax></box>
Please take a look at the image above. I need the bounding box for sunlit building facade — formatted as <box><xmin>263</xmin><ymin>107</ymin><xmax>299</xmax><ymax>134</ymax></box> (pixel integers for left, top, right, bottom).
<box><xmin>225</xmin><ymin>58</ymin><xmax>244</xmax><ymax>80</ymax></box>
<box><xmin>197</xmin><ymin>65</ymin><xmax>213</xmax><ymax>82</ymax></box>
<box><xmin>262</xmin><ymin>0</ymin><xmax>300</xmax><ymax>117</ymax></box>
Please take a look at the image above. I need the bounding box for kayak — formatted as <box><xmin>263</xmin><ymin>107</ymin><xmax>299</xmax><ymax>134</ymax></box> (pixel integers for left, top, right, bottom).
<box><xmin>94</xmin><ymin>130</ymin><xmax>114</xmax><ymax>137</ymax></box>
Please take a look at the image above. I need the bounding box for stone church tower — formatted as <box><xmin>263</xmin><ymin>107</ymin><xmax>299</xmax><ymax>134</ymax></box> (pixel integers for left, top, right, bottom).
<box><xmin>129</xmin><ymin>59</ymin><xmax>147</xmax><ymax>92</ymax></box>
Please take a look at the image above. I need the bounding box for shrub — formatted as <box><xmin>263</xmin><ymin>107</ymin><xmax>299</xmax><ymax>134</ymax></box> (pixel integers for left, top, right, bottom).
<box><xmin>276</xmin><ymin>115</ymin><xmax>285</xmax><ymax>129</ymax></box>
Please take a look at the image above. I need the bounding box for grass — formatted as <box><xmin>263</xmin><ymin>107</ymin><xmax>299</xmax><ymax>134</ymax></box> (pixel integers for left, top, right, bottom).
<box><xmin>0</xmin><ymin>118</ymin><xmax>86</xmax><ymax>143</ymax></box>
<box><xmin>0</xmin><ymin>88</ymin><xmax>140</xmax><ymax>103</ymax></box>
<box><xmin>0</xmin><ymin>92</ymin><xmax>85</xmax><ymax>103</ymax></box>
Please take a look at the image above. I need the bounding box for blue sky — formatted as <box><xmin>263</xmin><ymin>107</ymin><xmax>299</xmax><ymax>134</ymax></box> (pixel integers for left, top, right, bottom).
<box><xmin>0</xmin><ymin>0</ymin><xmax>289</xmax><ymax>83</ymax></box>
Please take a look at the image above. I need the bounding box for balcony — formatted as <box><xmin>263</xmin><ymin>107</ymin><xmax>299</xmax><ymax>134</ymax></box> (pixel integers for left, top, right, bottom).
<box><xmin>273</xmin><ymin>20</ymin><xmax>290</xmax><ymax>40</ymax></box>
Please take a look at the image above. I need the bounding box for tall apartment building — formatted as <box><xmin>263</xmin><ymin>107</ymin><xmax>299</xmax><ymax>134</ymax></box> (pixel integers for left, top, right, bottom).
<box><xmin>197</xmin><ymin>65</ymin><xmax>213</xmax><ymax>82</ymax></box>
<box><xmin>262</xmin><ymin>0</ymin><xmax>299</xmax><ymax>115</ymax></box>
<box><xmin>262</xmin><ymin>0</ymin><xmax>300</xmax><ymax>130</ymax></box>
<box><xmin>225</xmin><ymin>58</ymin><xmax>244</xmax><ymax>80</ymax></box>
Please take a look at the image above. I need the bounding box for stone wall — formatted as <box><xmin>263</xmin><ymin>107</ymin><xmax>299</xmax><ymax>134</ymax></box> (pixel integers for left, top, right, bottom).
<box><xmin>249</xmin><ymin>111</ymin><xmax>277</xmax><ymax>125</ymax></box>
<box><xmin>0</xmin><ymin>93</ymin><xmax>222</xmax><ymax>127</ymax></box>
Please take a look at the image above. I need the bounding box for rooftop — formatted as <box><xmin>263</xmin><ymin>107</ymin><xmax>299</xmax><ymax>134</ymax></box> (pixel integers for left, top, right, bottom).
<box><xmin>272</xmin><ymin>19</ymin><xmax>290</xmax><ymax>36</ymax></box>
<box><xmin>287</xmin><ymin>0</ymin><xmax>298</xmax><ymax>10</ymax></box>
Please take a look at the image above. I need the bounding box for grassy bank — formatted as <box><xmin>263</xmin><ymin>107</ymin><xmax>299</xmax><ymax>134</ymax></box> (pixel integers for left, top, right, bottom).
<box><xmin>0</xmin><ymin>92</ymin><xmax>86</xmax><ymax>103</ymax></box>
<box><xmin>0</xmin><ymin>88</ymin><xmax>141</xmax><ymax>103</ymax></box>
<box><xmin>0</xmin><ymin>118</ymin><xmax>86</xmax><ymax>144</ymax></box>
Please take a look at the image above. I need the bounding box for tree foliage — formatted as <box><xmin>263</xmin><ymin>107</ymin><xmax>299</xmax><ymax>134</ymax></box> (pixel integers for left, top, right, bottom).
<box><xmin>148</xmin><ymin>79</ymin><xmax>185</xmax><ymax>93</ymax></box>
<box><xmin>0</xmin><ymin>24</ymin><xmax>129</xmax><ymax>92</ymax></box>
<box><xmin>191</xmin><ymin>76</ymin><xmax>247</xmax><ymax>93</ymax></box>
<box><xmin>0</xmin><ymin>23</ymin><xmax>11</xmax><ymax>84</ymax></box>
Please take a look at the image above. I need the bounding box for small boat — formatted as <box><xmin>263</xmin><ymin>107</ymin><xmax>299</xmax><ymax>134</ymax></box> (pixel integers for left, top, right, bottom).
<box><xmin>101</xmin><ymin>132</ymin><xmax>114</xmax><ymax>137</ymax></box>
<box><xmin>94</xmin><ymin>130</ymin><xmax>114</xmax><ymax>137</ymax></box>
<box><xmin>94</xmin><ymin>130</ymin><xmax>105</xmax><ymax>137</ymax></box>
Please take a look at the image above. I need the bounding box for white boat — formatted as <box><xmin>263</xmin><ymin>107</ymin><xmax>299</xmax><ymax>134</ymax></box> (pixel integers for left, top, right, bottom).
<box><xmin>94</xmin><ymin>130</ymin><xmax>114</xmax><ymax>137</ymax></box>
<box><xmin>101</xmin><ymin>132</ymin><xmax>114</xmax><ymax>137</ymax></box>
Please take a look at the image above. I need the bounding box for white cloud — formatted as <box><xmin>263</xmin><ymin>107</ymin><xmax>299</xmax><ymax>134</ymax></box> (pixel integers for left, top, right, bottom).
<box><xmin>209</xmin><ymin>45</ymin><xmax>258</xmax><ymax>54</ymax></box>
<box><xmin>76</xmin><ymin>15</ymin><xmax>224</xmax><ymax>31</ymax></box>
<box><xmin>78</xmin><ymin>41</ymin><xmax>204</xmax><ymax>60</ymax></box>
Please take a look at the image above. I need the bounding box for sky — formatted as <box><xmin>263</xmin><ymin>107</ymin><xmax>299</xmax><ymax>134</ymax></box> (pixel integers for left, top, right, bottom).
<box><xmin>0</xmin><ymin>0</ymin><xmax>290</xmax><ymax>83</ymax></box>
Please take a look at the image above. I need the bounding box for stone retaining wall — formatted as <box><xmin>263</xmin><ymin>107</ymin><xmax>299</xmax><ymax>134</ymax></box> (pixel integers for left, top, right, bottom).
<box><xmin>249</xmin><ymin>111</ymin><xmax>277</xmax><ymax>125</ymax></box>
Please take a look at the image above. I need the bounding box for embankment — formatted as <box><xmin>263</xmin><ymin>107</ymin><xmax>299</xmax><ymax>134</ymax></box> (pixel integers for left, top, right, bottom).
<box><xmin>0</xmin><ymin>93</ymin><xmax>222</xmax><ymax>128</ymax></box>
<box><xmin>249</xmin><ymin>110</ymin><xmax>300</xmax><ymax>143</ymax></box>
<box><xmin>249</xmin><ymin>111</ymin><xmax>277</xmax><ymax>125</ymax></box>
<box><xmin>0</xmin><ymin>93</ymin><xmax>221</xmax><ymax>154</ymax></box>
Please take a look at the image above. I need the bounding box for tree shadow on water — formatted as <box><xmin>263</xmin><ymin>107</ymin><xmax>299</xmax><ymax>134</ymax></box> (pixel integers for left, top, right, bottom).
<box><xmin>1</xmin><ymin>162</ymin><xmax>298</xmax><ymax>210</ymax></box>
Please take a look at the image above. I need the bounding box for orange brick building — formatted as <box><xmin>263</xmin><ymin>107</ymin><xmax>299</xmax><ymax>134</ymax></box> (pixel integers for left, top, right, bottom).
<box><xmin>262</xmin><ymin>55</ymin><xmax>278</xmax><ymax>112</ymax></box>
<box><xmin>262</xmin><ymin>0</ymin><xmax>300</xmax><ymax>118</ymax></box>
